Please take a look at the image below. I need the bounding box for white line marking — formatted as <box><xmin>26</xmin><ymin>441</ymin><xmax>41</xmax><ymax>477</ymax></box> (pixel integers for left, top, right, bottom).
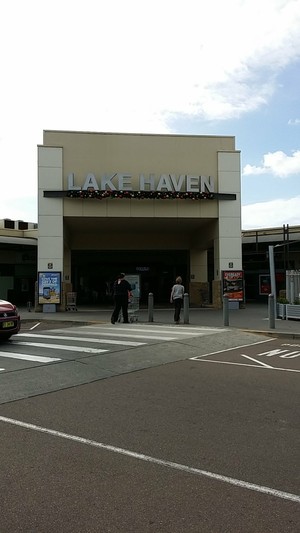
<box><xmin>56</xmin><ymin>331</ymin><xmax>176</xmax><ymax>341</ymax></box>
<box><xmin>241</xmin><ymin>354</ymin><xmax>273</xmax><ymax>368</ymax></box>
<box><xmin>30</xmin><ymin>322</ymin><xmax>41</xmax><ymax>330</ymax></box>
<box><xmin>190</xmin><ymin>338</ymin><xmax>274</xmax><ymax>359</ymax></box>
<box><xmin>193</xmin><ymin>359</ymin><xmax>300</xmax><ymax>373</ymax></box>
<box><xmin>85</xmin><ymin>325</ymin><xmax>226</xmax><ymax>336</ymax></box>
<box><xmin>280</xmin><ymin>352</ymin><xmax>300</xmax><ymax>359</ymax></box>
<box><xmin>17</xmin><ymin>333</ymin><xmax>145</xmax><ymax>347</ymax></box>
<box><xmin>51</xmin><ymin>329</ymin><xmax>176</xmax><ymax>340</ymax></box>
<box><xmin>0</xmin><ymin>415</ymin><xmax>299</xmax><ymax>504</ymax></box>
<box><xmin>13</xmin><ymin>342</ymin><xmax>108</xmax><ymax>354</ymax></box>
<box><xmin>87</xmin><ymin>325</ymin><xmax>226</xmax><ymax>331</ymax></box>
<box><xmin>0</xmin><ymin>352</ymin><xmax>61</xmax><ymax>363</ymax></box>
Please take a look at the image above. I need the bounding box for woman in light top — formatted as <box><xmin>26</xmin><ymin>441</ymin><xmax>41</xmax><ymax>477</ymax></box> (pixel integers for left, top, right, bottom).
<box><xmin>170</xmin><ymin>276</ymin><xmax>184</xmax><ymax>324</ymax></box>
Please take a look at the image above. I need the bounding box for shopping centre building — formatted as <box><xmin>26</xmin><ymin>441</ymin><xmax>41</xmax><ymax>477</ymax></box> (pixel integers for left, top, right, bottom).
<box><xmin>0</xmin><ymin>131</ymin><xmax>299</xmax><ymax>309</ymax></box>
<box><xmin>37</xmin><ymin>130</ymin><xmax>241</xmax><ymax>308</ymax></box>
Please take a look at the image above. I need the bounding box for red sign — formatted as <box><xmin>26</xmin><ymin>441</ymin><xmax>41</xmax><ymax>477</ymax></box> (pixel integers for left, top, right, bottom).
<box><xmin>222</xmin><ymin>271</ymin><xmax>244</xmax><ymax>301</ymax></box>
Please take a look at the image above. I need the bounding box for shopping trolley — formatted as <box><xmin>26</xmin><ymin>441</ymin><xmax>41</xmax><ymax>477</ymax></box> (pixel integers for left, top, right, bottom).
<box><xmin>65</xmin><ymin>292</ymin><xmax>77</xmax><ymax>311</ymax></box>
<box><xmin>128</xmin><ymin>296</ymin><xmax>139</xmax><ymax>322</ymax></box>
<box><xmin>118</xmin><ymin>296</ymin><xmax>139</xmax><ymax>323</ymax></box>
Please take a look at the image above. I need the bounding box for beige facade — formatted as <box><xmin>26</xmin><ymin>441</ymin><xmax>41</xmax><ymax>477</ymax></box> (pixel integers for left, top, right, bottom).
<box><xmin>38</xmin><ymin>131</ymin><xmax>242</xmax><ymax>307</ymax></box>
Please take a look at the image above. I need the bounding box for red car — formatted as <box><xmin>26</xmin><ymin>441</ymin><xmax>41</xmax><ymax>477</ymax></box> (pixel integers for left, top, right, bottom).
<box><xmin>0</xmin><ymin>299</ymin><xmax>21</xmax><ymax>340</ymax></box>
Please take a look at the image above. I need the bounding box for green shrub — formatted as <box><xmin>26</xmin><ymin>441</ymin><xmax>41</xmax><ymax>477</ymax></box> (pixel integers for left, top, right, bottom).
<box><xmin>277</xmin><ymin>297</ymin><xmax>289</xmax><ymax>304</ymax></box>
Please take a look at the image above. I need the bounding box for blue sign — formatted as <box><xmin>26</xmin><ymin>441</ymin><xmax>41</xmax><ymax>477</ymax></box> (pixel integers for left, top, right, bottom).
<box><xmin>38</xmin><ymin>272</ymin><xmax>61</xmax><ymax>304</ymax></box>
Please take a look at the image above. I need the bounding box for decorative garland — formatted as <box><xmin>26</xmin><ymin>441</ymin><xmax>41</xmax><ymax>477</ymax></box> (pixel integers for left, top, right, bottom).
<box><xmin>66</xmin><ymin>190</ymin><xmax>215</xmax><ymax>200</ymax></box>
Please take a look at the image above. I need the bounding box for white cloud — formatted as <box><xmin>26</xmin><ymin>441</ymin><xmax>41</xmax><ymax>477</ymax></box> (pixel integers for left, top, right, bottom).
<box><xmin>288</xmin><ymin>118</ymin><xmax>300</xmax><ymax>125</ymax></box>
<box><xmin>1</xmin><ymin>0</ymin><xmax>300</xmax><ymax>131</ymax></box>
<box><xmin>1</xmin><ymin>0</ymin><xmax>300</xmax><ymax>127</ymax></box>
<box><xmin>242</xmin><ymin>196</ymin><xmax>300</xmax><ymax>229</ymax></box>
<box><xmin>243</xmin><ymin>150</ymin><xmax>300</xmax><ymax>176</ymax></box>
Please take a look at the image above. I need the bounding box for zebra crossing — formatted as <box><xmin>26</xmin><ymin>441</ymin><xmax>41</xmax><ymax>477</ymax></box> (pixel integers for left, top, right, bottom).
<box><xmin>0</xmin><ymin>323</ymin><xmax>227</xmax><ymax>372</ymax></box>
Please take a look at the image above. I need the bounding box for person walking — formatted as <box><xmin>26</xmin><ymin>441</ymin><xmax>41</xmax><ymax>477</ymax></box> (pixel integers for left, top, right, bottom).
<box><xmin>111</xmin><ymin>273</ymin><xmax>132</xmax><ymax>324</ymax></box>
<box><xmin>170</xmin><ymin>276</ymin><xmax>185</xmax><ymax>324</ymax></box>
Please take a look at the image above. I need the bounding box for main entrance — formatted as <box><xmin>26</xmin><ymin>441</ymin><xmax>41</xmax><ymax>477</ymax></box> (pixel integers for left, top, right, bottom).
<box><xmin>71</xmin><ymin>250</ymin><xmax>189</xmax><ymax>305</ymax></box>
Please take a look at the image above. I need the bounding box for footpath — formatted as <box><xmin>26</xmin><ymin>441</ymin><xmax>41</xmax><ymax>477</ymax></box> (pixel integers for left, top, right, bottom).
<box><xmin>19</xmin><ymin>302</ymin><xmax>300</xmax><ymax>338</ymax></box>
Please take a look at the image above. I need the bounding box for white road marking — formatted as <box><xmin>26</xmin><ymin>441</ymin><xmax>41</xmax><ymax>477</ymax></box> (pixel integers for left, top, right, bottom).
<box><xmin>49</xmin><ymin>324</ymin><xmax>225</xmax><ymax>341</ymax></box>
<box><xmin>0</xmin><ymin>415</ymin><xmax>299</xmax><ymax>504</ymax></box>
<box><xmin>241</xmin><ymin>354</ymin><xmax>273</xmax><ymax>368</ymax></box>
<box><xmin>17</xmin><ymin>333</ymin><xmax>145</xmax><ymax>347</ymax></box>
<box><xmin>85</xmin><ymin>325</ymin><xmax>226</xmax><ymax>336</ymax></box>
<box><xmin>14</xmin><ymin>342</ymin><xmax>108</xmax><ymax>354</ymax></box>
<box><xmin>190</xmin><ymin>338</ymin><xmax>274</xmax><ymax>359</ymax></box>
<box><xmin>30</xmin><ymin>322</ymin><xmax>41</xmax><ymax>330</ymax></box>
<box><xmin>0</xmin><ymin>352</ymin><xmax>61</xmax><ymax>363</ymax></box>
<box><xmin>279</xmin><ymin>352</ymin><xmax>300</xmax><ymax>359</ymax></box>
<box><xmin>282</xmin><ymin>343</ymin><xmax>300</xmax><ymax>348</ymax></box>
<box><xmin>259</xmin><ymin>348</ymin><xmax>291</xmax><ymax>357</ymax></box>
<box><xmin>257</xmin><ymin>348</ymin><xmax>300</xmax><ymax>359</ymax></box>
<box><xmin>193</xmin><ymin>359</ymin><xmax>300</xmax><ymax>373</ymax></box>
<box><xmin>54</xmin><ymin>331</ymin><xmax>176</xmax><ymax>341</ymax></box>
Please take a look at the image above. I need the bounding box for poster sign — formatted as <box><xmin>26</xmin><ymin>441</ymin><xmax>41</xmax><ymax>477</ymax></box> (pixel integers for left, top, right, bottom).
<box><xmin>259</xmin><ymin>274</ymin><xmax>271</xmax><ymax>295</ymax></box>
<box><xmin>222</xmin><ymin>270</ymin><xmax>244</xmax><ymax>301</ymax></box>
<box><xmin>38</xmin><ymin>272</ymin><xmax>61</xmax><ymax>304</ymax></box>
<box><xmin>125</xmin><ymin>274</ymin><xmax>140</xmax><ymax>298</ymax></box>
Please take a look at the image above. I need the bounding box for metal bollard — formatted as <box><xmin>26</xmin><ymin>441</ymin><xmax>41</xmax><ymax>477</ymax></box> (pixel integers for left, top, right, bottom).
<box><xmin>268</xmin><ymin>293</ymin><xmax>275</xmax><ymax>329</ymax></box>
<box><xmin>223</xmin><ymin>294</ymin><xmax>229</xmax><ymax>326</ymax></box>
<box><xmin>183</xmin><ymin>293</ymin><xmax>189</xmax><ymax>324</ymax></box>
<box><xmin>27</xmin><ymin>301</ymin><xmax>32</xmax><ymax>312</ymax></box>
<box><xmin>148</xmin><ymin>292</ymin><xmax>154</xmax><ymax>322</ymax></box>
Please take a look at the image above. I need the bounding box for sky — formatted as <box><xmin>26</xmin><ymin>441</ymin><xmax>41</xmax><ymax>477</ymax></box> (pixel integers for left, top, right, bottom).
<box><xmin>1</xmin><ymin>0</ymin><xmax>300</xmax><ymax>231</ymax></box>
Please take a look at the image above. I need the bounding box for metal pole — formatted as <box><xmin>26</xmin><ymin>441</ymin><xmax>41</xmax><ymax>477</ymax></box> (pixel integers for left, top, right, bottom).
<box><xmin>183</xmin><ymin>293</ymin><xmax>189</xmax><ymax>324</ymax></box>
<box><xmin>268</xmin><ymin>245</ymin><xmax>277</xmax><ymax>318</ymax></box>
<box><xmin>290</xmin><ymin>274</ymin><xmax>295</xmax><ymax>304</ymax></box>
<box><xmin>148</xmin><ymin>292</ymin><xmax>154</xmax><ymax>322</ymax></box>
<box><xmin>223</xmin><ymin>294</ymin><xmax>229</xmax><ymax>326</ymax></box>
<box><xmin>268</xmin><ymin>294</ymin><xmax>275</xmax><ymax>329</ymax></box>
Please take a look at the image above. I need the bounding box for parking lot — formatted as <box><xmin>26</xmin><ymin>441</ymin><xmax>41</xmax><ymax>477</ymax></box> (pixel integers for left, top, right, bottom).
<box><xmin>0</xmin><ymin>324</ymin><xmax>299</xmax><ymax>532</ymax></box>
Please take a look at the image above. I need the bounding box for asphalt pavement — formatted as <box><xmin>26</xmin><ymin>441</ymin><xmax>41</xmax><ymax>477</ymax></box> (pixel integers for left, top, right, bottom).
<box><xmin>20</xmin><ymin>302</ymin><xmax>300</xmax><ymax>337</ymax></box>
<box><xmin>1</xmin><ymin>302</ymin><xmax>299</xmax><ymax>531</ymax></box>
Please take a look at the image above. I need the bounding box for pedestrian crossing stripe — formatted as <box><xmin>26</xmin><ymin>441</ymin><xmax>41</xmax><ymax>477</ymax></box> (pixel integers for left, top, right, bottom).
<box><xmin>0</xmin><ymin>352</ymin><xmax>61</xmax><ymax>363</ymax></box>
<box><xmin>84</xmin><ymin>325</ymin><xmax>227</xmax><ymax>335</ymax></box>
<box><xmin>13</xmin><ymin>342</ymin><xmax>108</xmax><ymax>354</ymax></box>
<box><xmin>17</xmin><ymin>333</ymin><xmax>145</xmax><ymax>347</ymax></box>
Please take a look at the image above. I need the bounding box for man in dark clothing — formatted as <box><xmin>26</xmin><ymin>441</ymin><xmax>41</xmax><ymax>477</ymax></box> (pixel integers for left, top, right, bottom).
<box><xmin>111</xmin><ymin>273</ymin><xmax>132</xmax><ymax>324</ymax></box>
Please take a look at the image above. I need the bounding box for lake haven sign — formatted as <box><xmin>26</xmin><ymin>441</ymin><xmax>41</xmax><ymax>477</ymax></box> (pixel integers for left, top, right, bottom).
<box><xmin>67</xmin><ymin>173</ymin><xmax>215</xmax><ymax>193</ymax></box>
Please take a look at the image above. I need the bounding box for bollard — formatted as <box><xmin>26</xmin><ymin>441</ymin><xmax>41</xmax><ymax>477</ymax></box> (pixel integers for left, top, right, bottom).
<box><xmin>183</xmin><ymin>293</ymin><xmax>189</xmax><ymax>324</ymax></box>
<box><xmin>27</xmin><ymin>301</ymin><xmax>32</xmax><ymax>312</ymax></box>
<box><xmin>148</xmin><ymin>292</ymin><xmax>154</xmax><ymax>322</ymax></box>
<box><xmin>268</xmin><ymin>293</ymin><xmax>275</xmax><ymax>329</ymax></box>
<box><xmin>223</xmin><ymin>294</ymin><xmax>229</xmax><ymax>326</ymax></box>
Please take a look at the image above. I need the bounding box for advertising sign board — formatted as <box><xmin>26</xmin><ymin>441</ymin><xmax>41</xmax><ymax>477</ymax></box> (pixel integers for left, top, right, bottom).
<box><xmin>125</xmin><ymin>274</ymin><xmax>140</xmax><ymax>298</ymax></box>
<box><xmin>259</xmin><ymin>274</ymin><xmax>271</xmax><ymax>295</ymax></box>
<box><xmin>38</xmin><ymin>272</ymin><xmax>61</xmax><ymax>305</ymax></box>
<box><xmin>222</xmin><ymin>270</ymin><xmax>244</xmax><ymax>301</ymax></box>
